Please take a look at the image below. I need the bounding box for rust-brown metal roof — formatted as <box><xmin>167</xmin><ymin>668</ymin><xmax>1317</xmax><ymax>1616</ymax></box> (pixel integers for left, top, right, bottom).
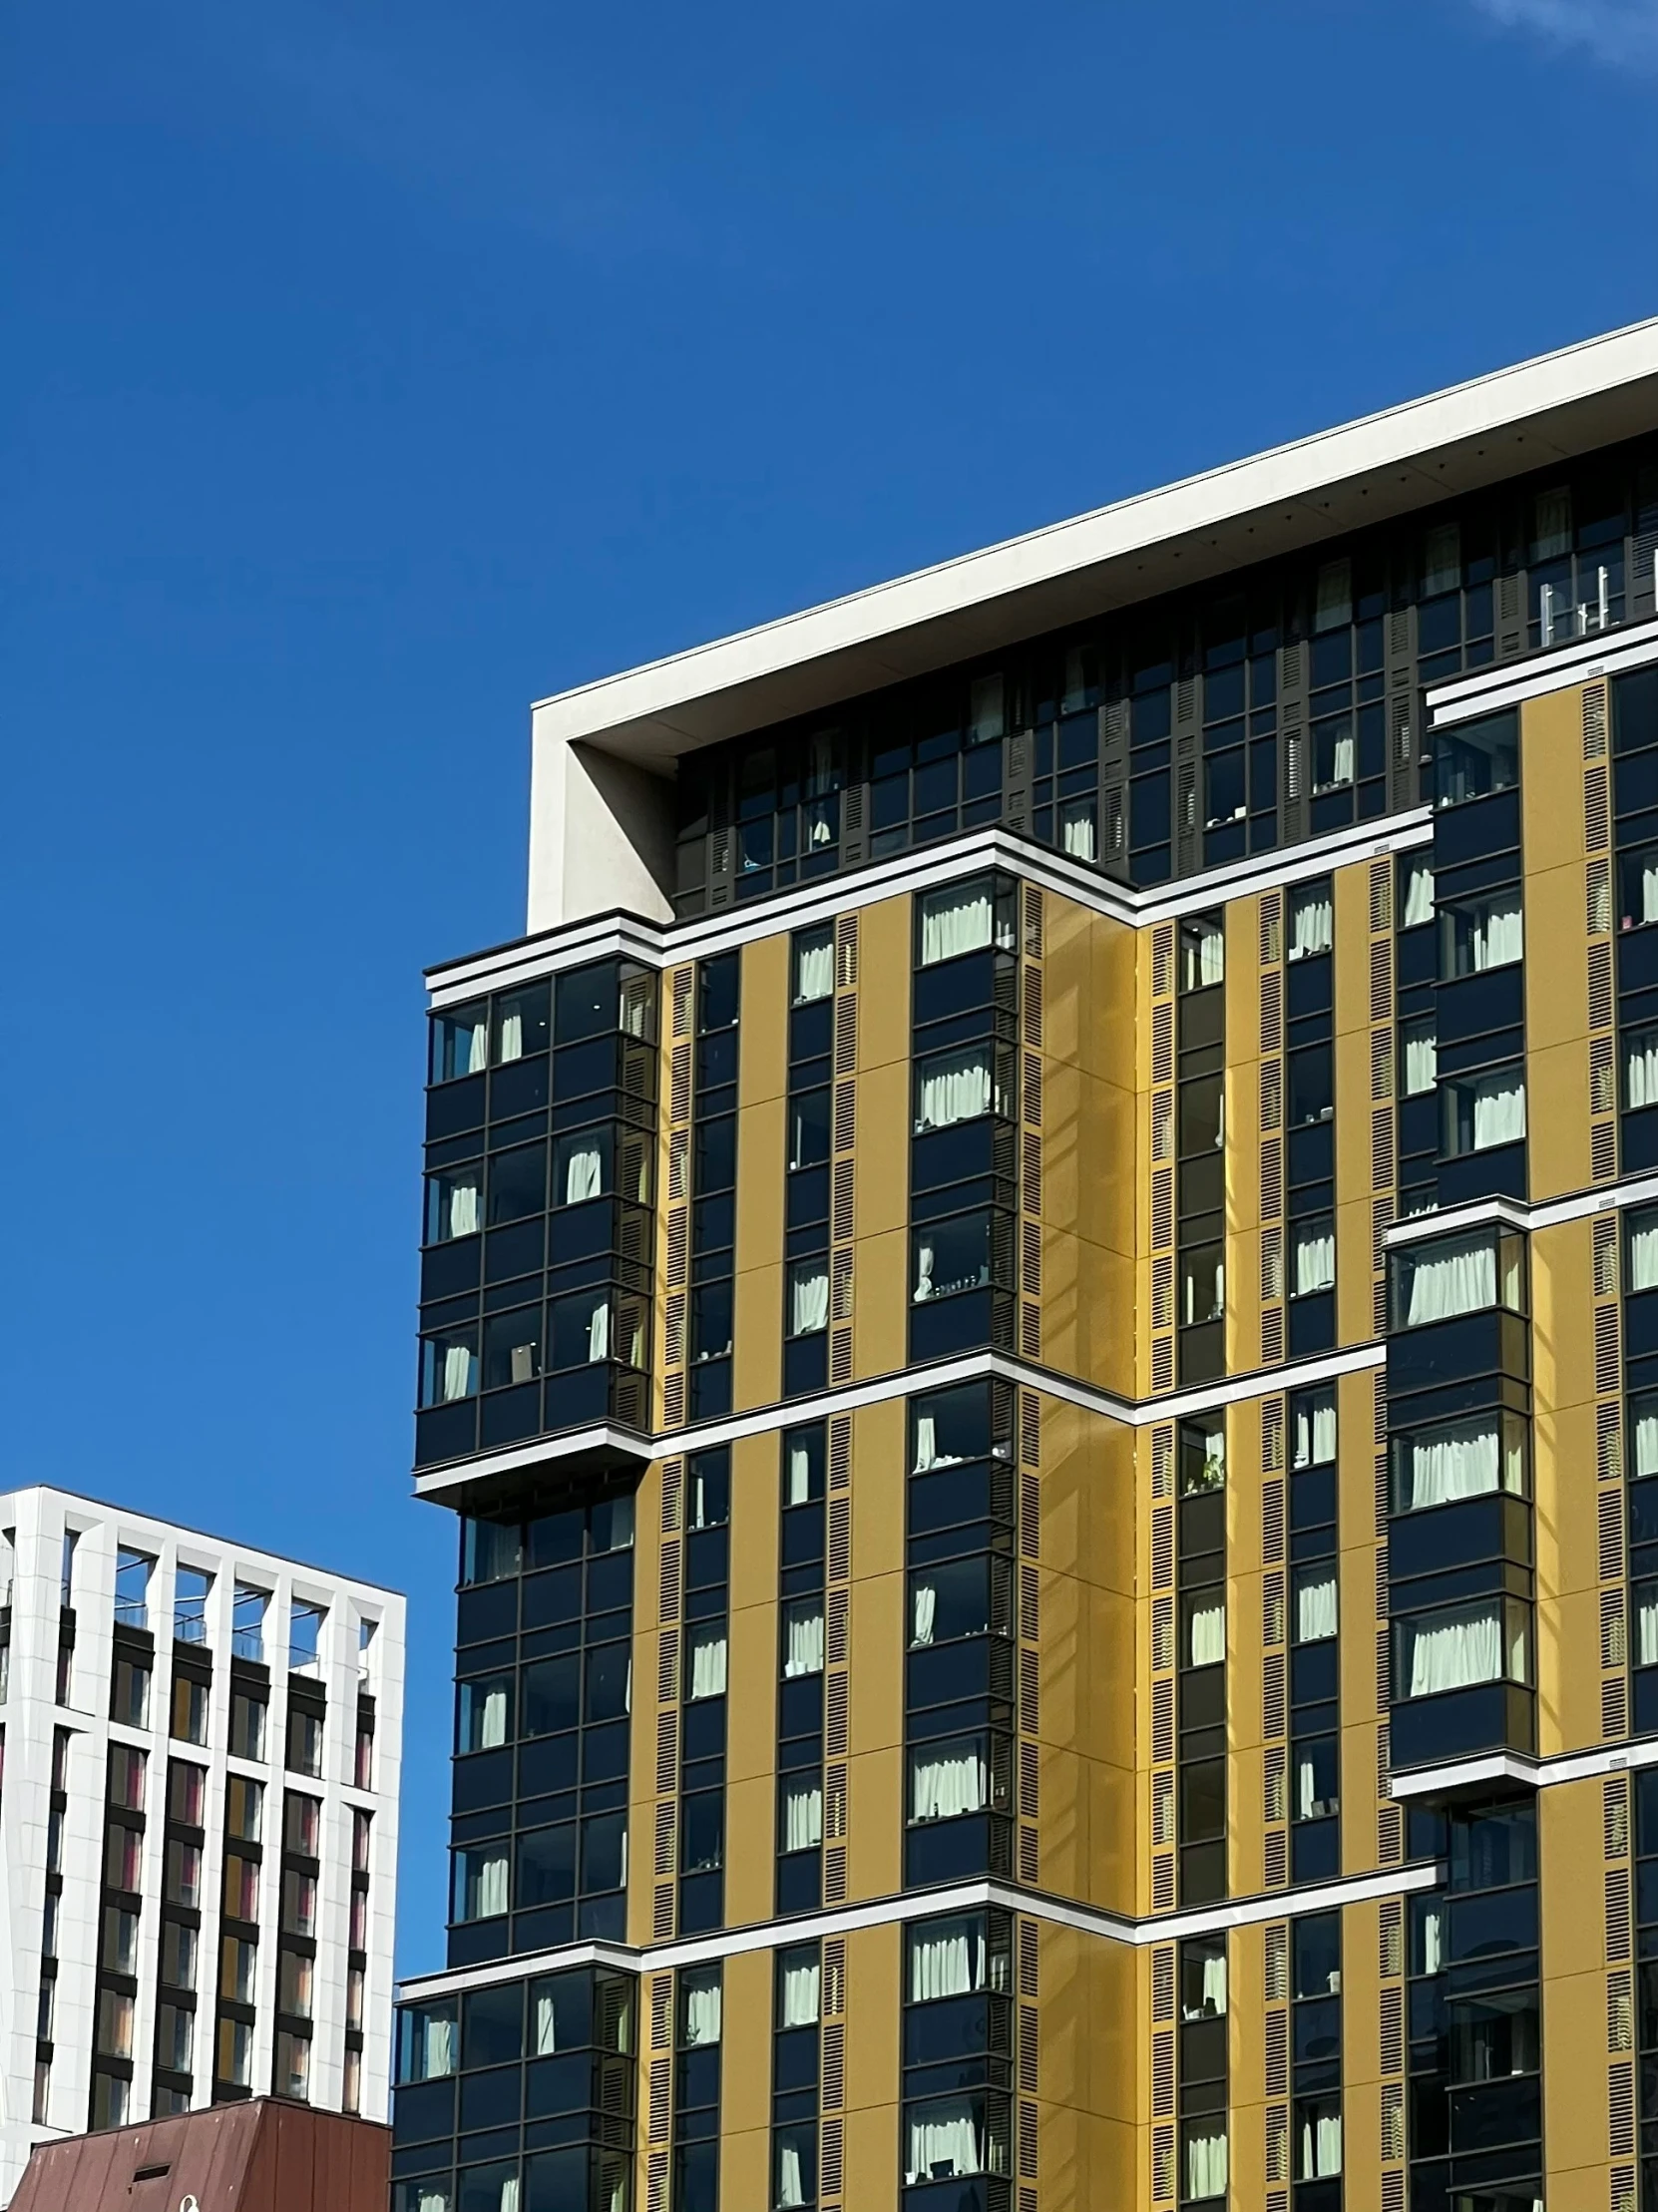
<box><xmin>9</xmin><ymin>2097</ymin><xmax>390</xmax><ymax>2212</ymax></box>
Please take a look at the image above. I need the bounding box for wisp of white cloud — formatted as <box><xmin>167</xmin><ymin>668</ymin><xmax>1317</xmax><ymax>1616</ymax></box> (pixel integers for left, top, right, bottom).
<box><xmin>1469</xmin><ymin>0</ymin><xmax>1658</xmax><ymax>64</ymax></box>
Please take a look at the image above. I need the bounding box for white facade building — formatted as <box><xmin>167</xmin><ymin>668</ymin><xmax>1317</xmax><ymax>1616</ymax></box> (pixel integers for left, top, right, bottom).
<box><xmin>0</xmin><ymin>1487</ymin><xmax>404</xmax><ymax>2204</ymax></box>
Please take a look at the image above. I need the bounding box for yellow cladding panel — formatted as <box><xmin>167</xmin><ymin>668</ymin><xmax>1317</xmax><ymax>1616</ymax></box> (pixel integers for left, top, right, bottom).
<box><xmin>734</xmin><ymin>935</ymin><xmax>788</xmax><ymax>1411</ymax></box>
<box><xmin>717</xmin><ymin>1947</ymin><xmax>772</xmax><ymax>2209</ymax></box>
<box><xmin>1340</xmin><ymin>1900</ymin><xmax>1384</xmax><ymax>2212</ymax></box>
<box><xmin>852</xmin><ymin>895</ymin><xmax>912</xmax><ymax>1384</ymax></box>
<box><xmin>849</xmin><ymin>1396</ymin><xmax>905</xmax><ymax>1901</ymax></box>
<box><xmin>625</xmin><ymin>1463</ymin><xmax>666</xmax><ymax>1950</ymax></box>
<box><xmin>1531</xmin><ymin>1216</ymin><xmax>1601</xmax><ymax>1758</ymax></box>
<box><xmin>723</xmin><ymin>1433</ymin><xmax>782</xmax><ymax>1926</ymax></box>
<box><xmin>1226</xmin><ymin>897</ymin><xmax>1263</xmax><ymax>1375</ymax></box>
<box><xmin>1333</xmin><ymin>860</ymin><xmax>1376</xmax><ymax>1350</ymax></box>
<box><xmin>1042</xmin><ymin>890</ymin><xmax>1137</xmax><ymax>1395</ymax></box>
<box><xmin>1037</xmin><ymin>1396</ymin><xmax>1135</xmax><ymax>1910</ymax></box>
<box><xmin>1540</xmin><ymin>1778</ymin><xmax>1613</xmax><ymax>2208</ymax></box>
<box><xmin>1035</xmin><ymin>1924</ymin><xmax>1137</xmax><ymax>2211</ymax></box>
<box><xmin>1523</xmin><ymin>684</ymin><xmax>1593</xmax><ymax>1200</ymax></box>
<box><xmin>843</xmin><ymin>1921</ymin><xmax>901</xmax><ymax>2202</ymax></box>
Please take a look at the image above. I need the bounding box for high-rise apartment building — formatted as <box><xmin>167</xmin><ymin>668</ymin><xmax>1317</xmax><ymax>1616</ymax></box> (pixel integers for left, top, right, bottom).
<box><xmin>392</xmin><ymin>320</ymin><xmax>1658</xmax><ymax>2212</ymax></box>
<box><xmin>0</xmin><ymin>1487</ymin><xmax>403</xmax><ymax>2204</ymax></box>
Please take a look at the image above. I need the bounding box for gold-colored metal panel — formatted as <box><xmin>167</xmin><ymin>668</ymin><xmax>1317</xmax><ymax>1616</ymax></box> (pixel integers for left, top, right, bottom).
<box><xmin>716</xmin><ymin>1948</ymin><xmax>773</xmax><ymax>2202</ymax></box>
<box><xmin>1539</xmin><ymin>1777</ymin><xmax>1614</xmax><ymax>2202</ymax></box>
<box><xmin>740</xmin><ymin>932</ymin><xmax>790</xmax><ymax>1106</ymax></box>
<box><xmin>1531</xmin><ymin>1216</ymin><xmax>1599</xmax><ymax>1757</ymax></box>
<box><xmin>1341</xmin><ymin>1899</ymin><xmax>1384</xmax><ymax>2212</ymax></box>
<box><xmin>1523</xmin><ymin>685</ymin><xmax>1593</xmax><ymax>1199</ymax></box>
<box><xmin>851</xmin><ymin>1226</ymin><xmax>907</xmax><ymax>1385</ymax></box>
<box><xmin>841</xmin><ymin>1922</ymin><xmax>901</xmax><ymax>2200</ymax></box>
<box><xmin>854</xmin><ymin>895</ymin><xmax>913</xmax><ymax>1071</ymax></box>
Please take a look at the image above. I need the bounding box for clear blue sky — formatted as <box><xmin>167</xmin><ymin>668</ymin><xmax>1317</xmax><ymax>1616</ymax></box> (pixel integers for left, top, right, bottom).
<box><xmin>1</xmin><ymin>0</ymin><xmax>1653</xmax><ymax>1977</ymax></box>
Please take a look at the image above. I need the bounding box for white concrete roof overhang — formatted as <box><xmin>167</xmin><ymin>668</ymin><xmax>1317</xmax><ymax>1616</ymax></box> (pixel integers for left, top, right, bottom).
<box><xmin>536</xmin><ymin>318</ymin><xmax>1658</xmax><ymax>776</ymax></box>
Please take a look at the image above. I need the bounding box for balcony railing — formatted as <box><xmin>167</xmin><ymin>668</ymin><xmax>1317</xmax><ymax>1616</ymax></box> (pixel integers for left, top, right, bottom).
<box><xmin>113</xmin><ymin>1597</ymin><xmax>149</xmax><ymax>1630</ymax></box>
<box><xmin>230</xmin><ymin>1627</ymin><xmax>265</xmax><ymax>1662</ymax></box>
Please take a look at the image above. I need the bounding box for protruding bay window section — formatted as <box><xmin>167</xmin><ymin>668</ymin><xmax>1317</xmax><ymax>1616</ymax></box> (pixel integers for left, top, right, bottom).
<box><xmin>784</xmin><ymin>929</ymin><xmax>835</xmax><ymax>1397</ymax></box>
<box><xmin>909</xmin><ymin>878</ymin><xmax>1020</xmax><ymax>1364</ymax></box>
<box><xmin>418</xmin><ymin>960</ymin><xmax>657</xmax><ymax>1466</ymax></box>
<box><xmin>1625</xmin><ymin>1205</ymin><xmax>1658</xmax><ymax>1731</ymax></box>
<box><xmin>1176</xmin><ymin>915</ymin><xmax>1227</xmax><ymax>1385</ymax></box>
<box><xmin>389</xmin><ymin>1967</ymin><xmax>636</xmax><ymax>2212</ymax></box>
<box><xmin>1430</xmin><ymin>705</ymin><xmax>1526</xmax><ymax>1208</ymax></box>
<box><xmin>448</xmin><ymin>1491</ymin><xmax>634</xmax><ymax>1969</ymax></box>
<box><xmin>904</xmin><ymin>1382</ymin><xmax>1017</xmax><ymax>1888</ymax></box>
<box><xmin>1387</xmin><ymin>1226</ymin><xmax>1534</xmax><ymax>1771</ymax></box>
<box><xmin>1406</xmin><ymin>1799</ymin><xmax>1542</xmax><ymax>2212</ymax></box>
<box><xmin>1176</xmin><ymin>1419</ymin><xmax>1227</xmax><ymax>1906</ymax></box>
<box><xmin>900</xmin><ymin>1907</ymin><xmax>1014</xmax><ymax>2212</ymax></box>
<box><xmin>1178</xmin><ymin>1935</ymin><xmax>1228</xmax><ymax>2210</ymax></box>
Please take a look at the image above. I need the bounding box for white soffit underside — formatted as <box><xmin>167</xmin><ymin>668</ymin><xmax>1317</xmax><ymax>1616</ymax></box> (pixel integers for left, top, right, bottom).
<box><xmin>535</xmin><ymin>318</ymin><xmax>1658</xmax><ymax>774</ymax></box>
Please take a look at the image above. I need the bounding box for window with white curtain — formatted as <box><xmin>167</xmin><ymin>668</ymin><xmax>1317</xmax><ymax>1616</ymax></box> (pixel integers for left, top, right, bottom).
<box><xmin>1181</xmin><ymin>2119</ymin><xmax>1228</xmax><ymax>2202</ymax></box>
<box><xmin>424</xmin><ymin>1330</ymin><xmax>478</xmax><ymax>1407</ymax></box>
<box><xmin>1313</xmin><ymin>719</ymin><xmax>1356</xmax><ymax>792</ymax></box>
<box><xmin>780</xmin><ymin>1774</ymin><xmax>823</xmax><ymax>1854</ymax></box>
<box><xmin>915</xmin><ymin>1044</ymin><xmax>997</xmax><ymax>1132</ymax></box>
<box><xmin>1291</xmin><ymin>1218</ymin><xmax>1335</xmax><ymax>1298</ymax></box>
<box><xmin>1180</xmin><ymin>917</ymin><xmax>1225</xmax><ymax>992</ymax></box>
<box><xmin>455</xmin><ymin>1845</ymin><xmax>509</xmax><ymax>1922</ymax></box>
<box><xmin>1180</xmin><ymin>1938</ymin><xmax>1227</xmax><ymax>2019</ymax></box>
<box><xmin>792</xmin><ymin>926</ymin><xmax>834</xmax><ymax>1005</ymax></box>
<box><xmin>1059</xmin><ymin>795</ymin><xmax>1098</xmax><ymax>862</ymax></box>
<box><xmin>427</xmin><ymin>1166</ymin><xmax>482</xmax><ymax>1243</ymax></box>
<box><xmin>1180</xmin><ymin>1244</ymin><xmax>1224</xmax><ymax>1327</ymax></box>
<box><xmin>784</xmin><ymin>1428</ymin><xmax>824</xmax><ymax>1506</ymax></box>
<box><xmin>787</xmin><ymin>1258</ymin><xmax>829</xmax><ymax>1338</ymax></box>
<box><xmin>686</xmin><ymin>1624</ymin><xmax>728</xmax><ymax>1702</ymax></box>
<box><xmin>1627</xmin><ymin>1025</ymin><xmax>1658</xmax><ymax>1111</ymax></box>
<box><xmin>553</xmin><ymin>1126</ymin><xmax>609</xmax><ymax>1207</ymax></box>
<box><xmin>1636</xmin><ymin>1581</ymin><xmax>1658</xmax><ymax>1669</ymax></box>
<box><xmin>918</xmin><ymin>880</ymin><xmax>1003</xmax><ymax>967</ymax></box>
<box><xmin>1316</xmin><ymin>559</ymin><xmax>1352</xmax><ymax>632</ymax></box>
<box><xmin>680</xmin><ymin>1969</ymin><xmax>721</xmax><ymax>2047</ymax></box>
<box><xmin>1632</xmin><ymin>1391</ymin><xmax>1658</xmax><ymax>1479</ymax></box>
<box><xmin>910</xmin><ymin>1735</ymin><xmax>990</xmax><ymax>1824</ymax></box>
<box><xmin>1619</xmin><ymin>844</ymin><xmax>1658</xmax><ymax>933</ymax></box>
<box><xmin>1402</xmin><ymin>859</ymin><xmax>1436</xmax><ymax>930</ymax></box>
<box><xmin>459</xmin><ymin>1675</ymin><xmax>512</xmax><ymax>1753</ymax></box>
<box><xmin>905</xmin><ymin>2095</ymin><xmax>987</xmax><ymax>2185</ymax></box>
<box><xmin>1443</xmin><ymin>1066</ymin><xmax>1526</xmax><ymax>1156</ymax></box>
<box><xmin>1441</xmin><ymin>890</ymin><xmax>1523</xmax><ymax>978</ymax></box>
<box><xmin>1398</xmin><ymin>1597</ymin><xmax>1529</xmax><ymax>1699</ymax></box>
<box><xmin>1184</xmin><ymin>1594</ymin><xmax>1225</xmax><ymax>1669</ymax></box>
<box><xmin>913</xmin><ymin>1211</ymin><xmax>993</xmax><ymax>1303</ymax></box>
<box><xmin>399</xmin><ymin>2003</ymin><xmax>457</xmax><ymax>2082</ymax></box>
<box><xmin>781</xmin><ymin>1597</ymin><xmax>824</xmax><ymax>1678</ymax></box>
<box><xmin>1630</xmin><ymin>1209</ymin><xmax>1658</xmax><ymax>1293</ymax></box>
<box><xmin>774</xmin><ymin>2127</ymin><xmax>813</xmax><ymax>2211</ymax></box>
<box><xmin>432</xmin><ymin>1005</ymin><xmax>488</xmax><ymax>1083</ymax></box>
<box><xmin>1394</xmin><ymin>1229</ymin><xmax>1512</xmax><ymax>1329</ymax></box>
<box><xmin>907</xmin><ymin>1912</ymin><xmax>1004</xmax><ymax>2002</ymax></box>
<box><xmin>1395</xmin><ymin>1413</ymin><xmax>1525</xmax><ymax>1513</ymax></box>
<box><xmin>1293</xmin><ymin>1566</ymin><xmax>1338</xmax><ymax>1643</ymax></box>
<box><xmin>1295</xmin><ymin>1737</ymin><xmax>1339</xmax><ymax>1819</ymax></box>
<box><xmin>1292</xmin><ymin>1388</ymin><xmax>1337</xmax><ymax>1470</ymax></box>
<box><xmin>1437</xmin><ymin>708</ymin><xmax>1519</xmax><ymax>808</ymax></box>
<box><xmin>778</xmin><ymin>1948</ymin><xmax>820</xmax><ymax>2027</ymax></box>
<box><xmin>1296</xmin><ymin>2098</ymin><xmax>1343</xmax><ymax>2180</ymax></box>
<box><xmin>1180</xmin><ymin>1420</ymin><xmax>1226</xmax><ymax>1495</ymax></box>
<box><xmin>1289</xmin><ymin>884</ymin><xmax>1334</xmax><ymax>962</ymax></box>
<box><xmin>1402</xmin><ymin>1017</ymin><xmax>1438</xmax><ymax>1098</ymax></box>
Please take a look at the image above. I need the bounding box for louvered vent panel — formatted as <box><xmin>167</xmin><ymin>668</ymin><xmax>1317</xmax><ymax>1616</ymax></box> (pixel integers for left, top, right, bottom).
<box><xmin>1606</xmin><ymin>1776</ymin><xmax>1630</xmax><ymax>1858</ymax></box>
<box><xmin>1587</xmin><ymin>760</ymin><xmax>1611</xmax><ymax>851</ymax></box>
<box><xmin>1611</xmin><ymin>1970</ymin><xmax>1634</xmax><ymax>2052</ymax></box>
<box><xmin>1608</xmin><ymin>1867</ymin><xmax>1633</xmax><ymax>1961</ymax></box>
<box><xmin>1264</xmin><ymin>1829</ymin><xmax>1288</xmax><ymax>1885</ymax></box>
<box><xmin>1604</xmin><ymin>1676</ymin><xmax>1629</xmax><ymax>1741</ymax></box>
<box><xmin>1261</xmin><ymin>971</ymin><xmax>1282</xmax><ymax>1054</ymax></box>
<box><xmin>1152</xmin><ymin>923</ymin><xmax>1175</xmax><ymax>998</ymax></box>
<box><xmin>1152</xmin><ymin>1001</ymin><xmax>1174</xmax><ymax>1084</ymax></box>
<box><xmin>1152</xmin><ymin>1677</ymin><xmax>1175</xmax><ymax>1765</ymax></box>
<box><xmin>1586</xmin><ymin>682</ymin><xmax>1609</xmax><ymax>760</ymax></box>
<box><xmin>1259</xmin><ymin>892</ymin><xmax>1282</xmax><ymax>964</ymax></box>
<box><xmin>1369</xmin><ymin>939</ymin><xmax>1393</xmax><ymax>1022</ymax></box>
<box><xmin>658</xmin><ymin>1542</ymin><xmax>681</xmax><ymax>1623</ymax></box>
<box><xmin>1594</xmin><ymin>1117</ymin><xmax>1619</xmax><ymax>1181</ymax></box>
<box><xmin>819</xmin><ymin>2120</ymin><xmax>844</xmax><ymax>2199</ymax></box>
<box><xmin>1260</xmin><ymin>1060</ymin><xmax>1283</xmax><ymax>1130</ymax></box>
<box><xmin>1262</xmin><ymin>1480</ymin><xmax>1285</xmax><ymax>1564</ymax></box>
<box><xmin>1152</xmin><ymin>1504</ymin><xmax>1174</xmax><ymax>1589</ymax></box>
<box><xmin>1610</xmin><ymin>2058</ymin><xmax>1635</xmax><ymax>2156</ymax></box>
<box><xmin>1590</xmin><ymin>939</ymin><xmax>1615</xmax><ymax>1030</ymax></box>
<box><xmin>1151</xmin><ymin>2029</ymin><xmax>1175</xmax><ymax>2116</ymax></box>
<box><xmin>1380</xmin><ymin>1899</ymin><xmax>1404</xmax><ymax>1978</ymax></box>
<box><xmin>821</xmin><ymin>2021</ymin><xmax>845</xmax><ymax>2108</ymax></box>
<box><xmin>1151</xmin><ymin>1853</ymin><xmax>1175</xmax><ymax>1911</ymax></box>
<box><xmin>1378</xmin><ymin>1804</ymin><xmax>1404</xmax><ymax>1865</ymax></box>
<box><xmin>1017</xmin><ymin>1919</ymin><xmax>1039</xmax><ymax>1996</ymax></box>
<box><xmin>1263</xmin><ymin>1650</ymin><xmax>1287</xmax><ymax>1738</ymax></box>
<box><xmin>1381</xmin><ymin>1985</ymin><xmax>1404</xmax><ymax>2074</ymax></box>
<box><xmin>1151</xmin><ymin>1946</ymin><xmax>1175</xmax><ymax>2021</ymax></box>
